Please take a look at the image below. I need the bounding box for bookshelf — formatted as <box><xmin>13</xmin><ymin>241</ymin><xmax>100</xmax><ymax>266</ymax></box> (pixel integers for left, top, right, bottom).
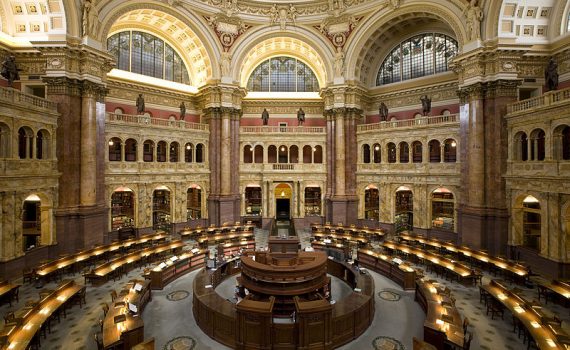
<box><xmin>187</xmin><ymin>188</ymin><xmax>202</xmax><ymax>220</ymax></box>
<box><xmin>304</xmin><ymin>187</ymin><xmax>321</xmax><ymax>216</ymax></box>
<box><xmin>431</xmin><ymin>192</ymin><xmax>454</xmax><ymax>231</ymax></box>
<box><xmin>153</xmin><ymin>190</ymin><xmax>171</xmax><ymax>231</ymax></box>
<box><xmin>364</xmin><ymin>188</ymin><xmax>379</xmax><ymax>220</ymax></box>
<box><xmin>245</xmin><ymin>187</ymin><xmax>262</xmax><ymax>216</ymax></box>
<box><xmin>111</xmin><ymin>191</ymin><xmax>134</xmax><ymax>231</ymax></box>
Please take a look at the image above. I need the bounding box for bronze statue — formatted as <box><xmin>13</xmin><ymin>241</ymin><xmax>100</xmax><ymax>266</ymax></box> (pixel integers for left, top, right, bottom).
<box><xmin>179</xmin><ymin>102</ymin><xmax>186</xmax><ymax>120</ymax></box>
<box><xmin>545</xmin><ymin>57</ymin><xmax>559</xmax><ymax>92</ymax></box>
<box><xmin>1</xmin><ymin>55</ymin><xmax>20</xmax><ymax>87</ymax></box>
<box><xmin>297</xmin><ymin>108</ymin><xmax>305</xmax><ymax>126</ymax></box>
<box><xmin>379</xmin><ymin>102</ymin><xmax>388</xmax><ymax>121</ymax></box>
<box><xmin>136</xmin><ymin>94</ymin><xmax>145</xmax><ymax>114</ymax></box>
<box><xmin>261</xmin><ymin>108</ymin><xmax>269</xmax><ymax>125</ymax></box>
<box><xmin>420</xmin><ymin>95</ymin><xmax>431</xmax><ymax>116</ymax></box>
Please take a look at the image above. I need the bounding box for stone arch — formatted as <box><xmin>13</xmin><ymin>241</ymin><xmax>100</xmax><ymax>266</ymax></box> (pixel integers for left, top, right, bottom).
<box><xmin>232</xmin><ymin>30</ymin><xmax>334</xmax><ymax>88</ymax></box>
<box><xmin>345</xmin><ymin>1</ymin><xmax>467</xmax><ymax>86</ymax></box>
<box><xmin>511</xmin><ymin>193</ymin><xmax>544</xmax><ymax>249</ymax></box>
<box><xmin>21</xmin><ymin>191</ymin><xmax>55</xmax><ymax>248</ymax></box>
<box><xmin>98</xmin><ymin>3</ymin><xmax>219</xmax><ymax>85</ymax></box>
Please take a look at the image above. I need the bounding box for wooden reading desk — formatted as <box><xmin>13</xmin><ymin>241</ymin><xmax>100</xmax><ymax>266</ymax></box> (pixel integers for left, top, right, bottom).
<box><xmin>537</xmin><ymin>279</ymin><xmax>570</xmax><ymax>306</ymax></box>
<box><xmin>0</xmin><ymin>281</ymin><xmax>20</xmax><ymax>307</ymax></box>
<box><xmin>357</xmin><ymin>249</ymin><xmax>416</xmax><ymax>290</ymax></box>
<box><xmin>0</xmin><ymin>280</ymin><xmax>83</xmax><ymax>350</ymax></box>
<box><xmin>482</xmin><ymin>279</ymin><xmax>570</xmax><ymax>349</ymax></box>
<box><xmin>149</xmin><ymin>248</ymin><xmax>207</xmax><ymax>289</ymax></box>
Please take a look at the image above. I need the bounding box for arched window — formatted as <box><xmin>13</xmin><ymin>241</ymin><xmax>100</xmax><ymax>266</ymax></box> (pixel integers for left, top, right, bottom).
<box><xmin>412</xmin><ymin>141</ymin><xmax>422</xmax><ymax>163</ymax></box>
<box><xmin>522</xmin><ymin>195</ymin><xmax>541</xmax><ymax>251</ymax></box>
<box><xmin>314</xmin><ymin>146</ymin><xmax>323</xmax><ymax>163</ymax></box>
<box><xmin>36</xmin><ymin>129</ymin><xmax>50</xmax><ymax>159</ymax></box>
<box><xmin>399</xmin><ymin>142</ymin><xmax>409</xmax><ymax>163</ymax></box>
<box><xmin>514</xmin><ymin>132</ymin><xmax>528</xmax><ymax>161</ymax></box>
<box><xmin>107</xmin><ymin>31</ymin><xmax>190</xmax><ymax>84</ymax></box>
<box><xmin>530</xmin><ymin>129</ymin><xmax>545</xmax><ymax>161</ymax></box>
<box><xmin>108</xmin><ymin>137</ymin><xmax>122</xmax><ymax>161</ymax></box>
<box><xmin>170</xmin><ymin>142</ymin><xmax>179</xmax><ymax>162</ymax></box>
<box><xmin>290</xmin><ymin>145</ymin><xmax>299</xmax><ymax>163</ymax></box>
<box><xmin>432</xmin><ymin>188</ymin><xmax>454</xmax><ymax>231</ymax></box>
<box><xmin>196</xmin><ymin>143</ymin><xmax>204</xmax><ymax>163</ymax></box>
<box><xmin>303</xmin><ymin>145</ymin><xmax>312</xmax><ymax>163</ymax></box>
<box><xmin>364</xmin><ymin>186</ymin><xmax>379</xmax><ymax>220</ymax></box>
<box><xmin>244</xmin><ymin>145</ymin><xmax>253</xmax><ymax>163</ymax></box>
<box><xmin>125</xmin><ymin>139</ymin><xmax>137</xmax><ymax>161</ymax></box>
<box><xmin>246</xmin><ymin>57</ymin><xmax>319</xmax><ymax>92</ymax></box>
<box><xmin>558</xmin><ymin>126</ymin><xmax>570</xmax><ymax>160</ymax></box>
<box><xmin>268</xmin><ymin>145</ymin><xmax>277</xmax><ymax>163</ymax></box>
<box><xmin>184</xmin><ymin>143</ymin><xmax>193</xmax><ymax>162</ymax></box>
<box><xmin>444</xmin><ymin>139</ymin><xmax>457</xmax><ymax>162</ymax></box>
<box><xmin>143</xmin><ymin>140</ymin><xmax>154</xmax><ymax>162</ymax></box>
<box><xmin>157</xmin><ymin>141</ymin><xmax>167</xmax><ymax>162</ymax></box>
<box><xmin>278</xmin><ymin>145</ymin><xmax>288</xmax><ymax>163</ymax></box>
<box><xmin>373</xmin><ymin>144</ymin><xmax>381</xmax><ymax>163</ymax></box>
<box><xmin>18</xmin><ymin>127</ymin><xmax>33</xmax><ymax>159</ymax></box>
<box><xmin>428</xmin><ymin>140</ymin><xmax>441</xmax><ymax>162</ymax></box>
<box><xmin>363</xmin><ymin>144</ymin><xmax>371</xmax><ymax>163</ymax></box>
<box><xmin>0</xmin><ymin>123</ymin><xmax>9</xmax><ymax>158</ymax></box>
<box><xmin>376</xmin><ymin>33</ymin><xmax>458</xmax><ymax>85</ymax></box>
<box><xmin>254</xmin><ymin>145</ymin><xmax>263</xmax><ymax>163</ymax></box>
<box><xmin>387</xmin><ymin>143</ymin><xmax>397</xmax><ymax>163</ymax></box>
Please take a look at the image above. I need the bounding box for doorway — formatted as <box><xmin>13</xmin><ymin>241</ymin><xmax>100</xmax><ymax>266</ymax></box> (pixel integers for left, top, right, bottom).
<box><xmin>276</xmin><ymin>199</ymin><xmax>290</xmax><ymax>220</ymax></box>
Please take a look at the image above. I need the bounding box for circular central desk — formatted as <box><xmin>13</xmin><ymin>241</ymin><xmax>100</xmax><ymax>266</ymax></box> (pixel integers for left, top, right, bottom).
<box><xmin>192</xmin><ymin>252</ymin><xmax>374</xmax><ymax>350</ymax></box>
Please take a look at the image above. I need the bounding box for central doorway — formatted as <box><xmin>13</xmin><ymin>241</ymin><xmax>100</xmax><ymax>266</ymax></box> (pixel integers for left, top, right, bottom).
<box><xmin>274</xmin><ymin>183</ymin><xmax>292</xmax><ymax>220</ymax></box>
<box><xmin>276</xmin><ymin>199</ymin><xmax>290</xmax><ymax>220</ymax></box>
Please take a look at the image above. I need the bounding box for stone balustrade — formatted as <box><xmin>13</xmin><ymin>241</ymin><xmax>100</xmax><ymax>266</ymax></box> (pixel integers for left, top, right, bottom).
<box><xmin>357</xmin><ymin>114</ymin><xmax>459</xmax><ymax>133</ymax></box>
<box><xmin>106</xmin><ymin>112</ymin><xmax>209</xmax><ymax>132</ymax></box>
<box><xmin>507</xmin><ymin>87</ymin><xmax>570</xmax><ymax>114</ymax></box>
<box><xmin>0</xmin><ymin>86</ymin><xmax>58</xmax><ymax>111</ymax></box>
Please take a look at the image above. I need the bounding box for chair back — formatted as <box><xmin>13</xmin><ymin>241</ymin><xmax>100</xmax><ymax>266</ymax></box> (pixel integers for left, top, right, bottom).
<box><xmin>463</xmin><ymin>332</ymin><xmax>473</xmax><ymax>350</ymax></box>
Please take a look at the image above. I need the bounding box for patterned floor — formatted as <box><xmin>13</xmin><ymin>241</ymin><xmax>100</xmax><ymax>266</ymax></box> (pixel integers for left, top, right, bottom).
<box><xmin>2</xmin><ymin>229</ymin><xmax>570</xmax><ymax>350</ymax></box>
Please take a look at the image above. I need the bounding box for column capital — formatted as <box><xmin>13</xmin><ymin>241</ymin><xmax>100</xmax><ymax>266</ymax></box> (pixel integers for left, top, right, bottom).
<box><xmin>457</xmin><ymin>79</ymin><xmax>521</xmax><ymax>103</ymax></box>
<box><xmin>197</xmin><ymin>83</ymin><xmax>247</xmax><ymax>110</ymax></box>
<box><xmin>42</xmin><ymin>77</ymin><xmax>108</xmax><ymax>101</ymax></box>
<box><xmin>39</xmin><ymin>45</ymin><xmax>114</xmax><ymax>84</ymax></box>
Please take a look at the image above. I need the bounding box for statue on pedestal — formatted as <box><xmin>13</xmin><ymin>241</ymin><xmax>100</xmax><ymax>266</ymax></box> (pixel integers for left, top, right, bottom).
<box><xmin>297</xmin><ymin>108</ymin><xmax>305</xmax><ymax>126</ymax></box>
<box><xmin>420</xmin><ymin>95</ymin><xmax>431</xmax><ymax>116</ymax></box>
<box><xmin>261</xmin><ymin>108</ymin><xmax>269</xmax><ymax>125</ymax></box>
<box><xmin>545</xmin><ymin>57</ymin><xmax>559</xmax><ymax>92</ymax></box>
<box><xmin>179</xmin><ymin>102</ymin><xmax>186</xmax><ymax>120</ymax></box>
<box><xmin>136</xmin><ymin>94</ymin><xmax>145</xmax><ymax>115</ymax></box>
<box><xmin>1</xmin><ymin>55</ymin><xmax>20</xmax><ymax>87</ymax></box>
<box><xmin>379</xmin><ymin>102</ymin><xmax>389</xmax><ymax>122</ymax></box>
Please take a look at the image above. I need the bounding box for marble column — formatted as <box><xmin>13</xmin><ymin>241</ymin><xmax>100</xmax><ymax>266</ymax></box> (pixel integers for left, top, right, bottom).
<box><xmin>458</xmin><ymin>80</ymin><xmax>519</xmax><ymax>254</ymax></box>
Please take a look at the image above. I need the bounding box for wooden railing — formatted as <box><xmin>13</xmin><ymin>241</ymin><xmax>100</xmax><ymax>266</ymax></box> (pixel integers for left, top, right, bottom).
<box><xmin>357</xmin><ymin>113</ymin><xmax>458</xmax><ymax>132</ymax></box>
<box><xmin>241</xmin><ymin>126</ymin><xmax>325</xmax><ymax>133</ymax></box>
<box><xmin>507</xmin><ymin>87</ymin><xmax>570</xmax><ymax>114</ymax></box>
<box><xmin>0</xmin><ymin>86</ymin><xmax>58</xmax><ymax>111</ymax></box>
<box><xmin>106</xmin><ymin>112</ymin><xmax>209</xmax><ymax>131</ymax></box>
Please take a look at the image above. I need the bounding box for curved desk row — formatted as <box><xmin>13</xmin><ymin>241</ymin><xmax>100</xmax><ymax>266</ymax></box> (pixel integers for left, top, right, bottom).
<box><xmin>149</xmin><ymin>249</ymin><xmax>208</xmax><ymax>289</ymax></box>
<box><xmin>357</xmin><ymin>249</ymin><xmax>417</xmax><ymax>290</ymax></box>
<box><xmin>193</xmin><ymin>255</ymin><xmax>375</xmax><ymax>349</ymax></box>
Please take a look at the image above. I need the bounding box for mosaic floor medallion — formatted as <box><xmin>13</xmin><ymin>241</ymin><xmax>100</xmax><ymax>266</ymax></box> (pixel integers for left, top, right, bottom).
<box><xmin>166</xmin><ymin>290</ymin><xmax>190</xmax><ymax>301</ymax></box>
<box><xmin>163</xmin><ymin>336</ymin><xmax>196</xmax><ymax>350</ymax></box>
<box><xmin>378</xmin><ymin>290</ymin><xmax>401</xmax><ymax>301</ymax></box>
<box><xmin>372</xmin><ymin>336</ymin><xmax>405</xmax><ymax>350</ymax></box>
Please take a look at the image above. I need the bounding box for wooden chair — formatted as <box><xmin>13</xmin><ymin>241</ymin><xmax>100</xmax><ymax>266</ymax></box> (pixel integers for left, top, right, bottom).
<box><xmin>101</xmin><ymin>302</ymin><xmax>109</xmax><ymax>317</ymax></box>
<box><xmin>72</xmin><ymin>286</ymin><xmax>87</xmax><ymax>308</ymax></box>
<box><xmin>110</xmin><ymin>290</ymin><xmax>118</xmax><ymax>302</ymax></box>
<box><xmin>463</xmin><ymin>331</ymin><xmax>473</xmax><ymax>350</ymax></box>
<box><xmin>3</xmin><ymin>312</ymin><xmax>15</xmax><ymax>325</ymax></box>
<box><xmin>486</xmin><ymin>298</ymin><xmax>505</xmax><ymax>320</ymax></box>
<box><xmin>23</xmin><ymin>268</ymin><xmax>35</xmax><ymax>284</ymax></box>
<box><xmin>94</xmin><ymin>332</ymin><xmax>104</xmax><ymax>350</ymax></box>
<box><xmin>462</xmin><ymin>317</ymin><xmax>469</xmax><ymax>337</ymax></box>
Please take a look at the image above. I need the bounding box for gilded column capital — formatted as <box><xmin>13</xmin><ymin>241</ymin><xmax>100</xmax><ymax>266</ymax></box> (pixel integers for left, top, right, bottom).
<box><xmin>43</xmin><ymin>76</ymin><xmax>82</xmax><ymax>97</ymax></box>
<box><xmin>81</xmin><ymin>80</ymin><xmax>109</xmax><ymax>102</ymax></box>
<box><xmin>485</xmin><ymin>79</ymin><xmax>521</xmax><ymax>99</ymax></box>
<box><xmin>457</xmin><ymin>83</ymin><xmax>486</xmax><ymax>103</ymax></box>
<box><xmin>197</xmin><ymin>83</ymin><xmax>247</xmax><ymax>110</ymax></box>
<box><xmin>39</xmin><ymin>45</ymin><xmax>115</xmax><ymax>84</ymax></box>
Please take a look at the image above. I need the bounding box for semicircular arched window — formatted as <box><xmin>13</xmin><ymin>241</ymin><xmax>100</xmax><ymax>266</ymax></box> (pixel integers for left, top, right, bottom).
<box><xmin>247</xmin><ymin>57</ymin><xmax>319</xmax><ymax>92</ymax></box>
<box><xmin>107</xmin><ymin>31</ymin><xmax>190</xmax><ymax>85</ymax></box>
<box><xmin>376</xmin><ymin>33</ymin><xmax>458</xmax><ymax>86</ymax></box>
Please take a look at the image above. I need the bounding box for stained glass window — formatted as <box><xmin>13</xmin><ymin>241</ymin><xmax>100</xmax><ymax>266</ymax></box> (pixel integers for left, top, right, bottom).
<box><xmin>376</xmin><ymin>33</ymin><xmax>458</xmax><ymax>85</ymax></box>
<box><xmin>247</xmin><ymin>57</ymin><xmax>319</xmax><ymax>92</ymax></box>
<box><xmin>107</xmin><ymin>31</ymin><xmax>190</xmax><ymax>85</ymax></box>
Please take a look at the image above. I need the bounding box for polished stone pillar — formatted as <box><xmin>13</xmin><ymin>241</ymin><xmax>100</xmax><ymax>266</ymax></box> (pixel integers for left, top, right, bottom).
<box><xmin>325</xmin><ymin>108</ymin><xmax>359</xmax><ymax>224</ymax></box>
<box><xmin>206</xmin><ymin>107</ymin><xmax>241</xmax><ymax>225</ymax></box>
<box><xmin>44</xmin><ymin>77</ymin><xmax>108</xmax><ymax>252</ymax></box>
<box><xmin>457</xmin><ymin>80</ymin><xmax>519</xmax><ymax>254</ymax></box>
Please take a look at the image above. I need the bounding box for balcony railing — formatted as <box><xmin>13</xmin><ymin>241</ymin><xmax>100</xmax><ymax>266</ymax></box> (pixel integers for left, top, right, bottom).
<box><xmin>507</xmin><ymin>87</ymin><xmax>570</xmax><ymax>114</ymax></box>
<box><xmin>0</xmin><ymin>86</ymin><xmax>57</xmax><ymax>111</ymax></box>
<box><xmin>241</xmin><ymin>126</ymin><xmax>325</xmax><ymax>133</ymax></box>
<box><xmin>357</xmin><ymin>114</ymin><xmax>458</xmax><ymax>132</ymax></box>
<box><xmin>106</xmin><ymin>112</ymin><xmax>209</xmax><ymax>131</ymax></box>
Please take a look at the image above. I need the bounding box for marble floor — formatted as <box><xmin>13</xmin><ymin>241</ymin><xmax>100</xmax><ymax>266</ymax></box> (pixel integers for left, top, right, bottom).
<box><xmin>3</xmin><ymin>229</ymin><xmax>570</xmax><ymax>350</ymax></box>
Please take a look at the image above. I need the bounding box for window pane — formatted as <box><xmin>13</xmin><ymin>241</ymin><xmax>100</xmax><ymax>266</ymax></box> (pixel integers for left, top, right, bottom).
<box><xmin>131</xmin><ymin>31</ymin><xmax>142</xmax><ymax>74</ymax></box>
<box><xmin>247</xmin><ymin>57</ymin><xmax>319</xmax><ymax>92</ymax></box>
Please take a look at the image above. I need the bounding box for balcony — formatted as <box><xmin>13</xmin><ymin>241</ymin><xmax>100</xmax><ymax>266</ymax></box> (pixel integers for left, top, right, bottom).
<box><xmin>507</xmin><ymin>87</ymin><xmax>570</xmax><ymax>114</ymax></box>
<box><xmin>357</xmin><ymin>162</ymin><xmax>460</xmax><ymax>175</ymax></box>
<box><xmin>106</xmin><ymin>161</ymin><xmax>209</xmax><ymax>174</ymax></box>
<box><xmin>0</xmin><ymin>159</ymin><xmax>58</xmax><ymax>176</ymax></box>
<box><xmin>106</xmin><ymin>113</ymin><xmax>209</xmax><ymax>132</ymax></box>
<box><xmin>240</xmin><ymin>163</ymin><xmax>326</xmax><ymax>173</ymax></box>
<box><xmin>0</xmin><ymin>87</ymin><xmax>58</xmax><ymax>112</ymax></box>
<box><xmin>240</xmin><ymin>126</ymin><xmax>325</xmax><ymax>134</ymax></box>
<box><xmin>357</xmin><ymin>114</ymin><xmax>459</xmax><ymax>133</ymax></box>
